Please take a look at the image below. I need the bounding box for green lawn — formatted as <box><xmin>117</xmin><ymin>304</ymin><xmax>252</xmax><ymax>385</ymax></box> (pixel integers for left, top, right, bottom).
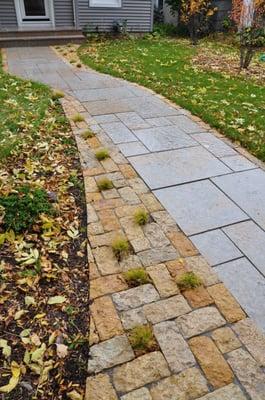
<box><xmin>78</xmin><ymin>36</ymin><xmax>265</xmax><ymax>162</ymax></box>
<box><xmin>0</xmin><ymin>55</ymin><xmax>58</xmax><ymax>160</ymax></box>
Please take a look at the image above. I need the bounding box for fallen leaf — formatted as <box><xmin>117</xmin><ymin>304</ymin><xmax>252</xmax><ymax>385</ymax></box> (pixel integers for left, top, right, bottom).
<box><xmin>0</xmin><ymin>362</ymin><xmax>21</xmax><ymax>393</ymax></box>
<box><xmin>56</xmin><ymin>343</ymin><xmax>68</xmax><ymax>359</ymax></box>
<box><xmin>0</xmin><ymin>339</ymin><xmax>11</xmax><ymax>358</ymax></box>
<box><xmin>47</xmin><ymin>296</ymin><xmax>66</xmax><ymax>305</ymax></box>
<box><xmin>67</xmin><ymin>390</ymin><xmax>83</xmax><ymax>400</ymax></box>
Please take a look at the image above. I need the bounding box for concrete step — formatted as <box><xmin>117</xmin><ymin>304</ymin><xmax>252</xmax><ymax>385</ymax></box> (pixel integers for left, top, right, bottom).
<box><xmin>0</xmin><ymin>34</ymin><xmax>84</xmax><ymax>48</ymax></box>
<box><xmin>0</xmin><ymin>29</ymin><xmax>83</xmax><ymax>38</ymax></box>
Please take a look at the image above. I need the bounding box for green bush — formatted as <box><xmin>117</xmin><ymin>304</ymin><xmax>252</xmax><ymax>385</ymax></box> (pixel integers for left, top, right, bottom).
<box><xmin>0</xmin><ymin>186</ymin><xmax>53</xmax><ymax>233</ymax></box>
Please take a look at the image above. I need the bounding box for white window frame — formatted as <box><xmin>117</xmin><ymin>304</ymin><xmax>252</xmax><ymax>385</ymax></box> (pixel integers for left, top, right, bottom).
<box><xmin>14</xmin><ymin>0</ymin><xmax>55</xmax><ymax>29</ymax></box>
<box><xmin>90</xmin><ymin>0</ymin><xmax>122</xmax><ymax>8</ymax></box>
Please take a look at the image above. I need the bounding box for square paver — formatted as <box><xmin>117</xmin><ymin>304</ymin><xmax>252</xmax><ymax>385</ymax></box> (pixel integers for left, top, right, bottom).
<box><xmin>118</xmin><ymin>142</ymin><xmax>149</xmax><ymax>157</ymax></box>
<box><xmin>84</xmin><ymin>99</ymin><xmax>132</xmax><ymax>115</ymax></box>
<box><xmin>133</xmin><ymin>126</ymin><xmax>198</xmax><ymax>152</ymax></box>
<box><xmin>220</xmin><ymin>155</ymin><xmax>257</xmax><ymax>172</ymax></box>
<box><xmin>129</xmin><ymin>147</ymin><xmax>231</xmax><ymax>190</ymax></box>
<box><xmin>167</xmin><ymin>115</ymin><xmax>204</xmax><ymax>133</ymax></box>
<box><xmin>214</xmin><ymin>258</ymin><xmax>265</xmax><ymax>332</ymax></box>
<box><xmin>191</xmin><ymin>229</ymin><xmax>243</xmax><ymax>266</ymax></box>
<box><xmin>155</xmin><ymin>180</ymin><xmax>248</xmax><ymax>235</ymax></box>
<box><xmin>212</xmin><ymin>169</ymin><xmax>265</xmax><ymax>230</ymax></box>
<box><xmin>101</xmin><ymin>122</ymin><xmax>137</xmax><ymax>144</ymax></box>
<box><xmin>193</xmin><ymin>132</ymin><xmax>237</xmax><ymax>157</ymax></box>
<box><xmin>223</xmin><ymin>221</ymin><xmax>265</xmax><ymax>276</ymax></box>
<box><xmin>116</xmin><ymin>112</ymin><xmax>150</xmax><ymax>129</ymax></box>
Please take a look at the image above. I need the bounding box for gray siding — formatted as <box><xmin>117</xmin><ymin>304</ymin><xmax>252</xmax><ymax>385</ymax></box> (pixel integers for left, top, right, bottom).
<box><xmin>78</xmin><ymin>0</ymin><xmax>153</xmax><ymax>32</ymax></box>
<box><xmin>54</xmin><ymin>0</ymin><xmax>75</xmax><ymax>27</ymax></box>
<box><xmin>0</xmin><ymin>0</ymin><xmax>18</xmax><ymax>30</ymax></box>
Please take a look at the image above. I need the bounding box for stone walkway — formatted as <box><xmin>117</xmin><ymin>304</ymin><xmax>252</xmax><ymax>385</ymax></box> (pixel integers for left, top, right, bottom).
<box><xmin>4</xmin><ymin>47</ymin><xmax>265</xmax><ymax>400</ymax></box>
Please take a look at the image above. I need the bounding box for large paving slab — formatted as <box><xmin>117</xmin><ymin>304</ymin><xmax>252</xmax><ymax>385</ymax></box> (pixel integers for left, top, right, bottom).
<box><xmin>155</xmin><ymin>180</ymin><xmax>248</xmax><ymax>235</ymax></box>
<box><xmin>133</xmin><ymin>126</ymin><xmax>198</xmax><ymax>152</ymax></box>
<box><xmin>191</xmin><ymin>229</ymin><xmax>243</xmax><ymax>266</ymax></box>
<box><xmin>214</xmin><ymin>258</ymin><xmax>265</xmax><ymax>331</ymax></box>
<box><xmin>223</xmin><ymin>221</ymin><xmax>265</xmax><ymax>277</ymax></box>
<box><xmin>193</xmin><ymin>132</ymin><xmax>237</xmax><ymax>157</ymax></box>
<box><xmin>129</xmin><ymin>147</ymin><xmax>231</xmax><ymax>190</ymax></box>
<box><xmin>212</xmin><ymin>169</ymin><xmax>265</xmax><ymax>231</ymax></box>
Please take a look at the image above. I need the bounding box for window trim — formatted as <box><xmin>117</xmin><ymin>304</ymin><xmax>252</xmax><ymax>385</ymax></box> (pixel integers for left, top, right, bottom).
<box><xmin>89</xmin><ymin>0</ymin><xmax>122</xmax><ymax>8</ymax></box>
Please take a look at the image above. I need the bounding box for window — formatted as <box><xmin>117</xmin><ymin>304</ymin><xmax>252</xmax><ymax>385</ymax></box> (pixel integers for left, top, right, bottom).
<box><xmin>90</xmin><ymin>0</ymin><xmax>122</xmax><ymax>7</ymax></box>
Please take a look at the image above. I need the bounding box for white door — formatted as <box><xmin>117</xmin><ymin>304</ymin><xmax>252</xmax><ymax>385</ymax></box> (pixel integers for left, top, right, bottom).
<box><xmin>15</xmin><ymin>0</ymin><xmax>55</xmax><ymax>29</ymax></box>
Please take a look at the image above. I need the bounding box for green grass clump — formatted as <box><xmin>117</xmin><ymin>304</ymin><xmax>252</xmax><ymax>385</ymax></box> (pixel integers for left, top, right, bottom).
<box><xmin>72</xmin><ymin>113</ymin><xmax>85</xmax><ymax>123</ymax></box>
<box><xmin>128</xmin><ymin>325</ymin><xmax>157</xmax><ymax>354</ymax></box>
<box><xmin>112</xmin><ymin>236</ymin><xmax>129</xmax><ymax>259</ymax></box>
<box><xmin>123</xmin><ymin>268</ymin><xmax>151</xmax><ymax>287</ymax></box>
<box><xmin>177</xmin><ymin>272</ymin><xmax>202</xmax><ymax>291</ymax></box>
<box><xmin>97</xmin><ymin>177</ymin><xmax>114</xmax><ymax>191</ymax></box>
<box><xmin>51</xmin><ymin>90</ymin><xmax>65</xmax><ymax>100</ymax></box>
<box><xmin>0</xmin><ymin>186</ymin><xmax>53</xmax><ymax>233</ymax></box>
<box><xmin>95</xmin><ymin>148</ymin><xmax>110</xmax><ymax>161</ymax></box>
<box><xmin>134</xmin><ymin>208</ymin><xmax>149</xmax><ymax>226</ymax></box>
<box><xmin>81</xmin><ymin>129</ymin><xmax>95</xmax><ymax>139</ymax></box>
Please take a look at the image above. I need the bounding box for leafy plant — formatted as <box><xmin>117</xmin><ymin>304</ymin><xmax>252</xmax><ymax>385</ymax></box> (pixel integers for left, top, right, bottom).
<box><xmin>81</xmin><ymin>129</ymin><xmax>95</xmax><ymax>139</ymax></box>
<box><xmin>72</xmin><ymin>113</ymin><xmax>85</xmax><ymax>123</ymax></box>
<box><xmin>95</xmin><ymin>148</ymin><xmax>110</xmax><ymax>161</ymax></box>
<box><xmin>111</xmin><ymin>236</ymin><xmax>129</xmax><ymax>259</ymax></box>
<box><xmin>123</xmin><ymin>268</ymin><xmax>151</xmax><ymax>287</ymax></box>
<box><xmin>165</xmin><ymin>0</ymin><xmax>218</xmax><ymax>44</ymax></box>
<box><xmin>177</xmin><ymin>272</ymin><xmax>202</xmax><ymax>290</ymax></box>
<box><xmin>134</xmin><ymin>208</ymin><xmax>149</xmax><ymax>226</ymax></box>
<box><xmin>97</xmin><ymin>177</ymin><xmax>114</xmax><ymax>191</ymax></box>
<box><xmin>128</xmin><ymin>325</ymin><xmax>157</xmax><ymax>354</ymax></box>
<box><xmin>0</xmin><ymin>186</ymin><xmax>53</xmax><ymax>233</ymax></box>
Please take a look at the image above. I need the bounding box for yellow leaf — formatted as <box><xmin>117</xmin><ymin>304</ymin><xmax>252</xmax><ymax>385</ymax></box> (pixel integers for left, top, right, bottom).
<box><xmin>0</xmin><ymin>339</ymin><xmax>11</xmax><ymax>358</ymax></box>
<box><xmin>14</xmin><ymin>309</ymin><xmax>28</xmax><ymax>320</ymax></box>
<box><xmin>67</xmin><ymin>390</ymin><xmax>83</xmax><ymax>400</ymax></box>
<box><xmin>0</xmin><ymin>362</ymin><xmax>21</xmax><ymax>393</ymax></box>
<box><xmin>31</xmin><ymin>343</ymin><xmax>46</xmax><ymax>363</ymax></box>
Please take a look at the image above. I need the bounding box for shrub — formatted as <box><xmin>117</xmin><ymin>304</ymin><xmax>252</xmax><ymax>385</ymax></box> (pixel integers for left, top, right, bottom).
<box><xmin>97</xmin><ymin>178</ymin><xmax>114</xmax><ymax>191</ymax></box>
<box><xmin>112</xmin><ymin>236</ymin><xmax>129</xmax><ymax>259</ymax></box>
<box><xmin>123</xmin><ymin>268</ymin><xmax>151</xmax><ymax>287</ymax></box>
<box><xmin>177</xmin><ymin>272</ymin><xmax>202</xmax><ymax>290</ymax></box>
<box><xmin>128</xmin><ymin>325</ymin><xmax>157</xmax><ymax>355</ymax></box>
<box><xmin>81</xmin><ymin>129</ymin><xmax>95</xmax><ymax>139</ymax></box>
<box><xmin>95</xmin><ymin>149</ymin><xmax>110</xmax><ymax>161</ymax></box>
<box><xmin>0</xmin><ymin>186</ymin><xmax>53</xmax><ymax>233</ymax></box>
<box><xmin>72</xmin><ymin>113</ymin><xmax>85</xmax><ymax>123</ymax></box>
<box><xmin>134</xmin><ymin>208</ymin><xmax>149</xmax><ymax>226</ymax></box>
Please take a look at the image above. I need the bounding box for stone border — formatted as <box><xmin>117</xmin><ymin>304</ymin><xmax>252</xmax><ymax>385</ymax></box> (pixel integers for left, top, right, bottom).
<box><xmin>60</xmin><ymin>92</ymin><xmax>265</xmax><ymax>400</ymax></box>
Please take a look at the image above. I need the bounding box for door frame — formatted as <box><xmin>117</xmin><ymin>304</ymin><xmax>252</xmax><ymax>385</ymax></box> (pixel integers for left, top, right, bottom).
<box><xmin>14</xmin><ymin>0</ymin><xmax>55</xmax><ymax>30</ymax></box>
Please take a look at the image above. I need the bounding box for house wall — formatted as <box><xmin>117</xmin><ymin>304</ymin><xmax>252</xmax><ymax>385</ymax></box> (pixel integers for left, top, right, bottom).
<box><xmin>78</xmin><ymin>0</ymin><xmax>153</xmax><ymax>32</ymax></box>
<box><xmin>0</xmin><ymin>0</ymin><xmax>18</xmax><ymax>30</ymax></box>
<box><xmin>54</xmin><ymin>0</ymin><xmax>75</xmax><ymax>27</ymax></box>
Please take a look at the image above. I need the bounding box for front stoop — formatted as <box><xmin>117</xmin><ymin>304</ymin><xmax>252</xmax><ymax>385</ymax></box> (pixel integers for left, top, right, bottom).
<box><xmin>0</xmin><ymin>30</ymin><xmax>84</xmax><ymax>47</ymax></box>
<box><xmin>60</xmin><ymin>95</ymin><xmax>265</xmax><ymax>400</ymax></box>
